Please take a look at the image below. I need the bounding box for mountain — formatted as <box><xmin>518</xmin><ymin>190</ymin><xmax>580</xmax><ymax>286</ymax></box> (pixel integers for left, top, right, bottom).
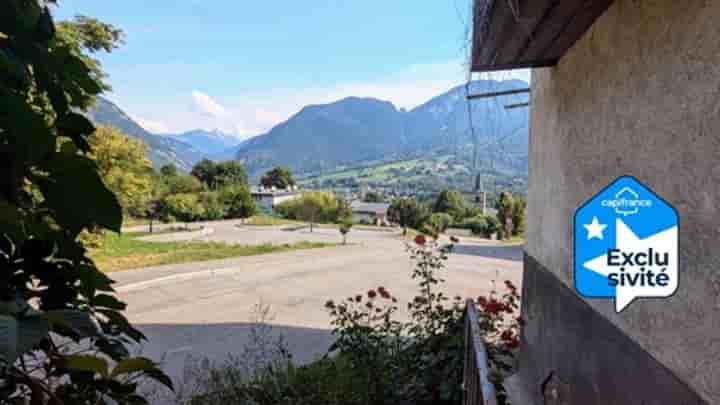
<box><xmin>234</xmin><ymin>97</ymin><xmax>405</xmax><ymax>176</ymax></box>
<box><xmin>235</xmin><ymin>79</ymin><xmax>530</xmax><ymax>178</ymax></box>
<box><xmin>85</xmin><ymin>97</ymin><xmax>205</xmax><ymax>171</ymax></box>
<box><xmin>164</xmin><ymin>129</ymin><xmax>243</xmax><ymax>156</ymax></box>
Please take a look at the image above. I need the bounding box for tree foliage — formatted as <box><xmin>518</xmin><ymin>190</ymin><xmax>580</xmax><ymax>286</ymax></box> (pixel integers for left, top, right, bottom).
<box><xmin>260</xmin><ymin>166</ymin><xmax>295</xmax><ymax>189</ymax></box>
<box><xmin>89</xmin><ymin>125</ymin><xmax>154</xmax><ymax>216</ymax></box>
<box><xmin>362</xmin><ymin>191</ymin><xmax>384</xmax><ymax>203</ymax></box>
<box><xmin>159</xmin><ymin>163</ymin><xmax>178</xmax><ymax>177</ymax></box>
<box><xmin>496</xmin><ymin>191</ymin><xmax>525</xmax><ymax>239</ymax></box>
<box><xmin>432</xmin><ymin>189</ymin><xmax>466</xmax><ymax>221</ymax></box>
<box><xmin>388</xmin><ymin>197</ymin><xmax>428</xmax><ymax>235</ymax></box>
<box><xmin>221</xmin><ymin>186</ymin><xmax>257</xmax><ymax>220</ymax></box>
<box><xmin>191</xmin><ymin>159</ymin><xmax>248</xmax><ymax>190</ymax></box>
<box><xmin>0</xmin><ymin>4</ymin><xmax>170</xmax><ymax>403</ymax></box>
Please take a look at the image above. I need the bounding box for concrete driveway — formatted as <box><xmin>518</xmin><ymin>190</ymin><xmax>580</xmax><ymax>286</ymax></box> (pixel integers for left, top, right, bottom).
<box><xmin>112</xmin><ymin>220</ymin><xmax>523</xmax><ymax>387</ymax></box>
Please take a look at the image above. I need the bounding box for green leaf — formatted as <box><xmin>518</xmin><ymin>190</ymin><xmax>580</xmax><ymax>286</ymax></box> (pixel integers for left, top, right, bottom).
<box><xmin>64</xmin><ymin>354</ymin><xmax>109</xmax><ymax>377</ymax></box>
<box><xmin>0</xmin><ymin>313</ymin><xmax>50</xmax><ymax>365</ymax></box>
<box><xmin>111</xmin><ymin>357</ymin><xmax>156</xmax><ymax>377</ymax></box>
<box><xmin>0</xmin><ymin>315</ymin><xmax>18</xmax><ymax>364</ymax></box>
<box><xmin>0</xmin><ymin>90</ymin><xmax>54</xmax><ymax>164</ymax></box>
<box><xmin>38</xmin><ymin>155</ymin><xmax>122</xmax><ymax>233</ymax></box>
<box><xmin>55</xmin><ymin>112</ymin><xmax>95</xmax><ymax>152</ymax></box>
<box><xmin>92</xmin><ymin>293</ymin><xmax>126</xmax><ymax>310</ymax></box>
<box><xmin>144</xmin><ymin>367</ymin><xmax>174</xmax><ymax>391</ymax></box>
<box><xmin>45</xmin><ymin>309</ymin><xmax>99</xmax><ymax>338</ymax></box>
<box><xmin>16</xmin><ymin>315</ymin><xmax>49</xmax><ymax>354</ymax></box>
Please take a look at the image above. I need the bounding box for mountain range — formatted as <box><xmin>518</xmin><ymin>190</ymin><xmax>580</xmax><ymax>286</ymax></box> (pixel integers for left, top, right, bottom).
<box><xmin>86</xmin><ymin>79</ymin><xmax>529</xmax><ymax>176</ymax></box>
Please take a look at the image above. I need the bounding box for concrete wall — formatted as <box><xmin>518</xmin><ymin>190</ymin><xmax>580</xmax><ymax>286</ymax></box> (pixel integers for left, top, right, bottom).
<box><xmin>525</xmin><ymin>0</ymin><xmax>720</xmax><ymax>403</ymax></box>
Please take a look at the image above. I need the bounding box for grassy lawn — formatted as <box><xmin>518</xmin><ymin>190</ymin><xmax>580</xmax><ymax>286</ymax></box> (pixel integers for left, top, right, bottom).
<box><xmin>89</xmin><ymin>233</ymin><xmax>335</xmax><ymax>272</ymax></box>
<box><xmin>244</xmin><ymin>215</ymin><xmax>304</xmax><ymax>226</ymax></box>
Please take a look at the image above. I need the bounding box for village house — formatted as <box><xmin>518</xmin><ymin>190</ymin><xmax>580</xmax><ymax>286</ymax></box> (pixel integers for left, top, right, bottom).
<box><xmin>250</xmin><ymin>186</ymin><xmax>301</xmax><ymax>212</ymax></box>
<box><xmin>350</xmin><ymin>201</ymin><xmax>390</xmax><ymax>226</ymax></box>
<box><xmin>471</xmin><ymin>0</ymin><xmax>718</xmax><ymax>403</ymax></box>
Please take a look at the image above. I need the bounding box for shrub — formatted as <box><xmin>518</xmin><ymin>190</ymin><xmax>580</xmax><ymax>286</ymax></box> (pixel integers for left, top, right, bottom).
<box><xmin>198</xmin><ymin>192</ymin><xmax>227</xmax><ymax>220</ymax></box>
<box><xmin>425</xmin><ymin>212</ymin><xmax>453</xmax><ymax>236</ymax></box>
<box><xmin>220</xmin><ymin>186</ymin><xmax>257</xmax><ymax>220</ymax></box>
<box><xmin>458</xmin><ymin>215</ymin><xmax>501</xmax><ymax>238</ymax></box>
<box><xmin>160</xmin><ymin>193</ymin><xmax>205</xmax><ymax>222</ymax></box>
<box><xmin>275</xmin><ymin>191</ymin><xmax>342</xmax><ymax>225</ymax></box>
<box><xmin>387</xmin><ymin>197</ymin><xmax>429</xmax><ymax>235</ymax></box>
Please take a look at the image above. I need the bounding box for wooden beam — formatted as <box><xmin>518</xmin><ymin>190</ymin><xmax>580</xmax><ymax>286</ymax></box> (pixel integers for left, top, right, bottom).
<box><xmin>542</xmin><ymin>0</ymin><xmax>614</xmax><ymax>60</ymax></box>
<box><xmin>493</xmin><ymin>0</ymin><xmax>557</xmax><ymax>66</ymax></box>
<box><xmin>466</xmin><ymin>88</ymin><xmax>530</xmax><ymax>100</ymax></box>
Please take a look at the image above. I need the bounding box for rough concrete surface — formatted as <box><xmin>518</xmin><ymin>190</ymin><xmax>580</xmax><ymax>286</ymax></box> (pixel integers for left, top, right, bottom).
<box><xmin>527</xmin><ymin>0</ymin><xmax>720</xmax><ymax>401</ymax></box>
<box><xmin>111</xmin><ymin>222</ymin><xmax>522</xmax><ymax>388</ymax></box>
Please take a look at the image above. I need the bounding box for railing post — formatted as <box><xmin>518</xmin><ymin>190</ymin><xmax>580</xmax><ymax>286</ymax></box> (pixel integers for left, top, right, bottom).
<box><xmin>463</xmin><ymin>299</ymin><xmax>499</xmax><ymax>405</ymax></box>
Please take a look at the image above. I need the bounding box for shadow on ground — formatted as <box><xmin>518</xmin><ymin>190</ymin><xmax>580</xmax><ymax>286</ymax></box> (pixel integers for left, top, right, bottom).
<box><xmin>135</xmin><ymin>322</ymin><xmax>334</xmax><ymax>379</ymax></box>
<box><xmin>451</xmin><ymin>243</ymin><xmax>523</xmax><ymax>261</ymax></box>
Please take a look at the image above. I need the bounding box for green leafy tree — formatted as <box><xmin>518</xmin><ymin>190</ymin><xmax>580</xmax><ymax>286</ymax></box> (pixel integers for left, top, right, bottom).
<box><xmin>363</xmin><ymin>191</ymin><xmax>384</xmax><ymax>203</ymax></box>
<box><xmin>0</xmin><ymin>6</ymin><xmax>171</xmax><ymax>403</ymax></box>
<box><xmin>496</xmin><ymin>191</ymin><xmax>515</xmax><ymax>239</ymax></box>
<box><xmin>511</xmin><ymin>196</ymin><xmax>526</xmax><ymax>236</ymax></box>
<box><xmin>190</xmin><ymin>158</ymin><xmax>217</xmax><ymax>188</ymax></box>
<box><xmin>214</xmin><ymin>160</ymin><xmax>248</xmax><ymax>188</ymax></box>
<box><xmin>275</xmin><ymin>191</ymin><xmax>340</xmax><ymax>232</ymax></box>
<box><xmin>166</xmin><ymin>174</ymin><xmax>204</xmax><ymax>194</ymax></box>
<box><xmin>388</xmin><ymin>197</ymin><xmax>428</xmax><ymax>235</ymax></box>
<box><xmin>221</xmin><ymin>185</ymin><xmax>258</xmax><ymax>220</ymax></box>
<box><xmin>425</xmin><ymin>212</ymin><xmax>453</xmax><ymax>237</ymax></box>
<box><xmin>160</xmin><ymin>163</ymin><xmax>178</xmax><ymax>177</ymax></box>
<box><xmin>89</xmin><ymin>125</ymin><xmax>154</xmax><ymax>216</ymax></box>
<box><xmin>160</xmin><ymin>193</ymin><xmax>205</xmax><ymax>222</ymax></box>
<box><xmin>191</xmin><ymin>159</ymin><xmax>248</xmax><ymax>189</ymax></box>
<box><xmin>433</xmin><ymin>189</ymin><xmax>466</xmax><ymax>221</ymax></box>
<box><xmin>337</xmin><ymin>199</ymin><xmax>353</xmax><ymax>244</ymax></box>
<box><xmin>260</xmin><ymin>166</ymin><xmax>295</xmax><ymax>189</ymax></box>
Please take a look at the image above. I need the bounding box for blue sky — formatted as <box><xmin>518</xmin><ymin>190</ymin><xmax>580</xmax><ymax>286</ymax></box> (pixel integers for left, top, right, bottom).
<box><xmin>54</xmin><ymin>1</ymin><xmax>529</xmax><ymax>137</ymax></box>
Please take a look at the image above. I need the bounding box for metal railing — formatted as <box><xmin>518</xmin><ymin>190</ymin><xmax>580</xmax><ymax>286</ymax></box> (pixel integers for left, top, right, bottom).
<box><xmin>463</xmin><ymin>299</ymin><xmax>499</xmax><ymax>405</ymax></box>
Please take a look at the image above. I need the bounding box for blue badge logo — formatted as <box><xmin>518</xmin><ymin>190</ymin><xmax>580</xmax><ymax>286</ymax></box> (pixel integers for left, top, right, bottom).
<box><xmin>574</xmin><ymin>176</ymin><xmax>679</xmax><ymax>312</ymax></box>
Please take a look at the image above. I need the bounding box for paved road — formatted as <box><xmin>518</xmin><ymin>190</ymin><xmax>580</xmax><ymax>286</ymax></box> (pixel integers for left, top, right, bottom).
<box><xmin>112</xmin><ymin>221</ymin><xmax>523</xmax><ymax>388</ymax></box>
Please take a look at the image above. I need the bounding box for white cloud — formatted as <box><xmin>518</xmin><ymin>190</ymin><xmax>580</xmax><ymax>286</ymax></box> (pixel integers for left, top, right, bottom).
<box><xmin>191</xmin><ymin>90</ymin><xmax>229</xmax><ymax>118</ymax></box>
<box><xmin>132</xmin><ymin>115</ymin><xmax>170</xmax><ymax>134</ymax></box>
<box><xmin>120</xmin><ymin>62</ymin><xmax>531</xmax><ymax>139</ymax></box>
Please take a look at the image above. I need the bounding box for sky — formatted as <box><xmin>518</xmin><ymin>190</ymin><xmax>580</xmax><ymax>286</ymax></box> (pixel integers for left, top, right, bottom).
<box><xmin>54</xmin><ymin>1</ymin><xmax>530</xmax><ymax>138</ymax></box>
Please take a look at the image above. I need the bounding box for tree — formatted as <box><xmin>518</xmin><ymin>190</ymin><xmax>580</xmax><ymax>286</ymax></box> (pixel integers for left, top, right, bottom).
<box><xmin>160</xmin><ymin>163</ymin><xmax>178</xmax><ymax>177</ymax></box>
<box><xmin>510</xmin><ymin>196</ymin><xmax>526</xmax><ymax>236</ymax></box>
<box><xmin>89</xmin><ymin>125</ymin><xmax>154</xmax><ymax>216</ymax></box>
<box><xmin>0</xmin><ymin>8</ymin><xmax>170</xmax><ymax>403</ymax></box>
<box><xmin>433</xmin><ymin>189</ymin><xmax>466</xmax><ymax>221</ymax></box>
<box><xmin>496</xmin><ymin>191</ymin><xmax>515</xmax><ymax>239</ymax></box>
<box><xmin>388</xmin><ymin>197</ymin><xmax>428</xmax><ymax>235</ymax></box>
<box><xmin>260</xmin><ymin>166</ymin><xmax>296</xmax><ymax>189</ymax></box>
<box><xmin>166</xmin><ymin>174</ymin><xmax>204</xmax><ymax>194</ymax></box>
<box><xmin>191</xmin><ymin>158</ymin><xmax>217</xmax><ymax>188</ymax></box>
<box><xmin>363</xmin><ymin>191</ymin><xmax>384</xmax><ymax>203</ymax></box>
<box><xmin>214</xmin><ymin>160</ymin><xmax>248</xmax><ymax>188</ymax></box>
<box><xmin>275</xmin><ymin>191</ymin><xmax>339</xmax><ymax>232</ymax></box>
<box><xmin>337</xmin><ymin>199</ymin><xmax>353</xmax><ymax>244</ymax></box>
<box><xmin>426</xmin><ymin>212</ymin><xmax>453</xmax><ymax>237</ymax></box>
<box><xmin>221</xmin><ymin>185</ymin><xmax>258</xmax><ymax>220</ymax></box>
<box><xmin>160</xmin><ymin>193</ymin><xmax>205</xmax><ymax>223</ymax></box>
<box><xmin>191</xmin><ymin>159</ymin><xmax>248</xmax><ymax>189</ymax></box>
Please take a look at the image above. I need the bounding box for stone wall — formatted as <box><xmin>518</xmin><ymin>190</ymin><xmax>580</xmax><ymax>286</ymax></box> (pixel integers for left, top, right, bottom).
<box><xmin>525</xmin><ymin>0</ymin><xmax>720</xmax><ymax>402</ymax></box>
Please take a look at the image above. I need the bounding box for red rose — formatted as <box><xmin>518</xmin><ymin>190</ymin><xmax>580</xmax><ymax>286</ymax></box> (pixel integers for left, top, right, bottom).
<box><xmin>414</xmin><ymin>234</ymin><xmax>426</xmax><ymax>245</ymax></box>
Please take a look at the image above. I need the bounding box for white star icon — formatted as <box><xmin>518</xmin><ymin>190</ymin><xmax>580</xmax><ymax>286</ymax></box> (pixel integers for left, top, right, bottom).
<box><xmin>584</xmin><ymin>216</ymin><xmax>607</xmax><ymax>240</ymax></box>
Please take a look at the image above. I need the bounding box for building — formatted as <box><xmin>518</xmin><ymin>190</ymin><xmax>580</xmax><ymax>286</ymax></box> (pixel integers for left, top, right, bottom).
<box><xmin>250</xmin><ymin>186</ymin><xmax>301</xmax><ymax>212</ymax></box>
<box><xmin>471</xmin><ymin>1</ymin><xmax>717</xmax><ymax>404</ymax></box>
<box><xmin>350</xmin><ymin>201</ymin><xmax>390</xmax><ymax>226</ymax></box>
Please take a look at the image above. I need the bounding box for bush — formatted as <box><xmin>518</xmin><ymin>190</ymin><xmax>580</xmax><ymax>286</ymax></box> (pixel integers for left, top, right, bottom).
<box><xmin>198</xmin><ymin>192</ymin><xmax>227</xmax><ymax>220</ymax></box>
<box><xmin>275</xmin><ymin>191</ymin><xmax>343</xmax><ymax>224</ymax></box>
<box><xmin>425</xmin><ymin>212</ymin><xmax>453</xmax><ymax>236</ymax></box>
<box><xmin>459</xmin><ymin>215</ymin><xmax>501</xmax><ymax>238</ymax></box>
<box><xmin>160</xmin><ymin>193</ymin><xmax>205</xmax><ymax>222</ymax></box>
<box><xmin>220</xmin><ymin>186</ymin><xmax>258</xmax><ymax>219</ymax></box>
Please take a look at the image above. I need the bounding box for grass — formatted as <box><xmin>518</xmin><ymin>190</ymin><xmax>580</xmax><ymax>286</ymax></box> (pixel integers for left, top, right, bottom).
<box><xmin>244</xmin><ymin>215</ymin><xmax>304</xmax><ymax>226</ymax></box>
<box><xmin>89</xmin><ymin>233</ymin><xmax>336</xmax><ymax>272</ymax></box>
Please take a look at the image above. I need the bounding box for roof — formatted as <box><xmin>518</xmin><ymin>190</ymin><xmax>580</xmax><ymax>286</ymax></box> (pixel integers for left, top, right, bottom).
<box><xmin>470</xmin><ymin>0</ymin><xmax>614</xmax><ymax>72</ymax></box>
<box><xmin>350</xmin><ymin>201</ymin><xmax>390</xmax><ymax>215</ymax></box>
